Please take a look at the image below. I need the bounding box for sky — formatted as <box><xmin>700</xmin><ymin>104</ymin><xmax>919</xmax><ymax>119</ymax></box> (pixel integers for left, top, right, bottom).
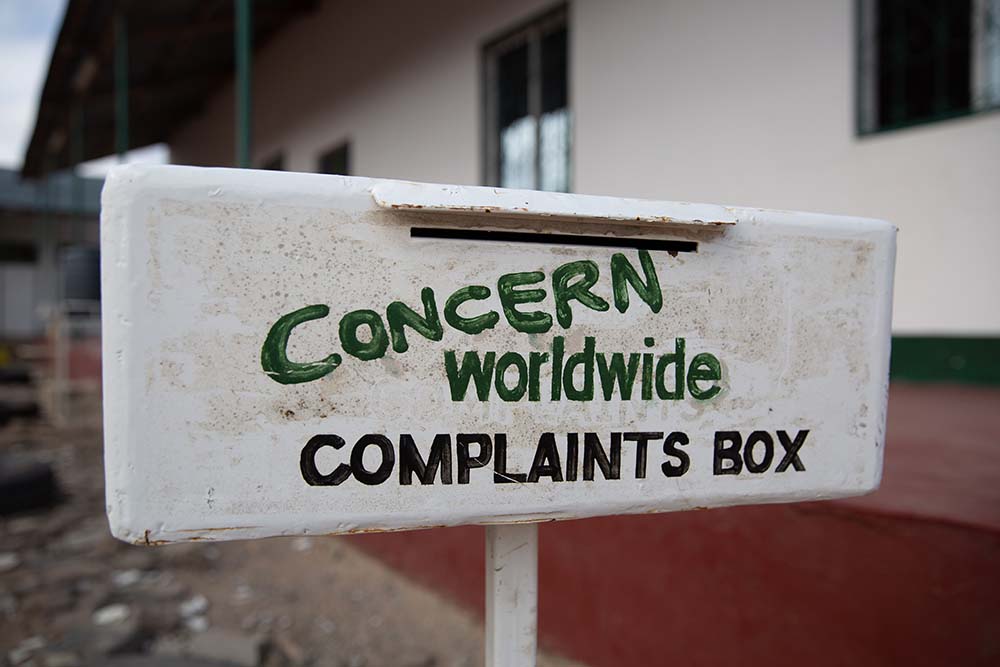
<box><xmin>0</xmin><ymin>0</ymin><xmax>166</xmax><ymax>175</ymax></box>
<box><xmin>0</xmin><ymin>0</ymin><xmax>67</xmax><ymax>169</ymax></box>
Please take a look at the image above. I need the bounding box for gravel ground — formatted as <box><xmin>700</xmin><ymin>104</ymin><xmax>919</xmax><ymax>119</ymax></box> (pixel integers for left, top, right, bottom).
<box><xmin>0</xmin><ymin>413</ymin><xmax>582</xmax><ymax>667</ymax></box>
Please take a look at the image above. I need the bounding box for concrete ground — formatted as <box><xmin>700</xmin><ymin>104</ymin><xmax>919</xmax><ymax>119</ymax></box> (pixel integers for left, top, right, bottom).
<box><xmin>0</xmin><ymin>417</ymin><xmax>583</xmax><ymax>667</ymax></box>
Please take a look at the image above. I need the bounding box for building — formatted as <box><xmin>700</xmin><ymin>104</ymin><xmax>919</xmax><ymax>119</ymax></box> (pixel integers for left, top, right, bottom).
<box><xmin>21</xmin><ymin>2</ymin><xmax>1000</xmax><ymax>665</ymax></box>
<box><xmin>23</xmin><ymin>0</ymin><xmax>1000</xmax><ymax>383</ymax></box>
<box><xmin>0</xmin><ymin>168</ymin><xmax>101</xmax><ymax>340</ymax></box>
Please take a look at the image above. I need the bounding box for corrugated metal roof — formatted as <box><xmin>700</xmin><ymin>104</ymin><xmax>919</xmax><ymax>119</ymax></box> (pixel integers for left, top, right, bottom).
<box><xmin>21</xmin><ymin>0</ymin><xmax>316</xmax><ymax>179</ymax></box>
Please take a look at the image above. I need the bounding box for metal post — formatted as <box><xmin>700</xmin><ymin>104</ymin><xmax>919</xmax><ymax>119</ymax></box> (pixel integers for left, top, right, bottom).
<box><xmin>71</xmin><ymin>104</ymin><xmax>84</xmax><ymax>242</ymax></box>
<box><xmin>485</xmin><ymin>523</ymin><xmax>538</xmax><ymax>667</ymax></box>
<box><xmin>235</xmin><ymin>0</ymin><xmax>253</xmax><ymax>168</ymax></box>
<box><xmin>114</xmin><ymin>11</ymin><xmax>129</xmax><ymax>160</ymax></box>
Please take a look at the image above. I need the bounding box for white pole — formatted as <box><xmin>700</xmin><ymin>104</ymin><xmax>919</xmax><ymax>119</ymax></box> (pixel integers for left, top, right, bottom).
<box><xmin>485</xmin><ymin>523</ymin><xmax>538</xmax><ymax>667</ymax></box>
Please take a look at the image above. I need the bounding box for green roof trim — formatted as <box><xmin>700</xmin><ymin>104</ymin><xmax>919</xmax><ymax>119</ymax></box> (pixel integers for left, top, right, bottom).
<box><xmin>891</xmin><ymin>336</ymin><xmax>1000</xmax><ymax>385</ymax></box>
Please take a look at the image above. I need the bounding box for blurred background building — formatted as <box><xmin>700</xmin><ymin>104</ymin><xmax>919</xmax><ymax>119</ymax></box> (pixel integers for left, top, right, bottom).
<box><xmin>0</xmin><ymin>168</ymin><xmax>100</xmax><ymax>340</ymax></box>
<box><xmin>4</xmin><ymin>1</ymin><xmax>999</xmax><ymax>666</ymax></box>
<box><xmin>18</xmin><ymin>0</ymin><xmax>1000</xmax><ymax>383</ymax></box>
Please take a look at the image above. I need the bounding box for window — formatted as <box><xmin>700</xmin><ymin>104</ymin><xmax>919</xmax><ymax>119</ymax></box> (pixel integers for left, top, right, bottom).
<box><xmin>318</xmin><ymin>142</ymin><xmax>350</xmax><ymax>175</ymax></box>
<box><xmin>260</xmin><ymin>153</ymin><xmax>284</xmax><ymax>171</ymax></box>
<box><xmin>483</xmin><ymin>6</ymin><xmax>570</xmax><ymax>192</ymax></box>
<box><xmin>858</xmin><ymin>0</ymin><xmax>1000</xmax><ymax>133</ymax></box>
<box><xmin>0</xmin><ymin>243</ymin><xmax>37</xmax><ymax>263</ymax></box>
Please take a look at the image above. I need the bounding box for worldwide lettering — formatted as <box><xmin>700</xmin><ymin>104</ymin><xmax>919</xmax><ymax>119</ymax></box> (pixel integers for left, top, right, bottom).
<box><xmin>443</xmin><ymin>335</ymin><xmax>721</xmax><ymax>402</ymax></box>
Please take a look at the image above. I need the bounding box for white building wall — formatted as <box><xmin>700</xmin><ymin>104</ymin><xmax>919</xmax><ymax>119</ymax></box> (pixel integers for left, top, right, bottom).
<box><xmin>171</xmin><ymin>0</ymin><xmax>554</xmax><ymax>184</ymax></box>
<box><xmin>171</xmin><ymin>0</ymin><xmax>1000</xmax><ymax>335</ymax></box>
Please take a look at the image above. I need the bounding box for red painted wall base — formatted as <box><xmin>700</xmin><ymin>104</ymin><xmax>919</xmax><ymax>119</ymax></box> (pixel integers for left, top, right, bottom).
<box><xmin>349</xmin><ymin>384</ymin><xmax>1000</xmax><ymax>666</ymax></box>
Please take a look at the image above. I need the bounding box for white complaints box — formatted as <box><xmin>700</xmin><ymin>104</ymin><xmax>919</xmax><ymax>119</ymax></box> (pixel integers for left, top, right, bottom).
<box><xmin>101</xmin><ymin>165</ymin><xmax>895</xmax><ymax>544</ymax></box>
